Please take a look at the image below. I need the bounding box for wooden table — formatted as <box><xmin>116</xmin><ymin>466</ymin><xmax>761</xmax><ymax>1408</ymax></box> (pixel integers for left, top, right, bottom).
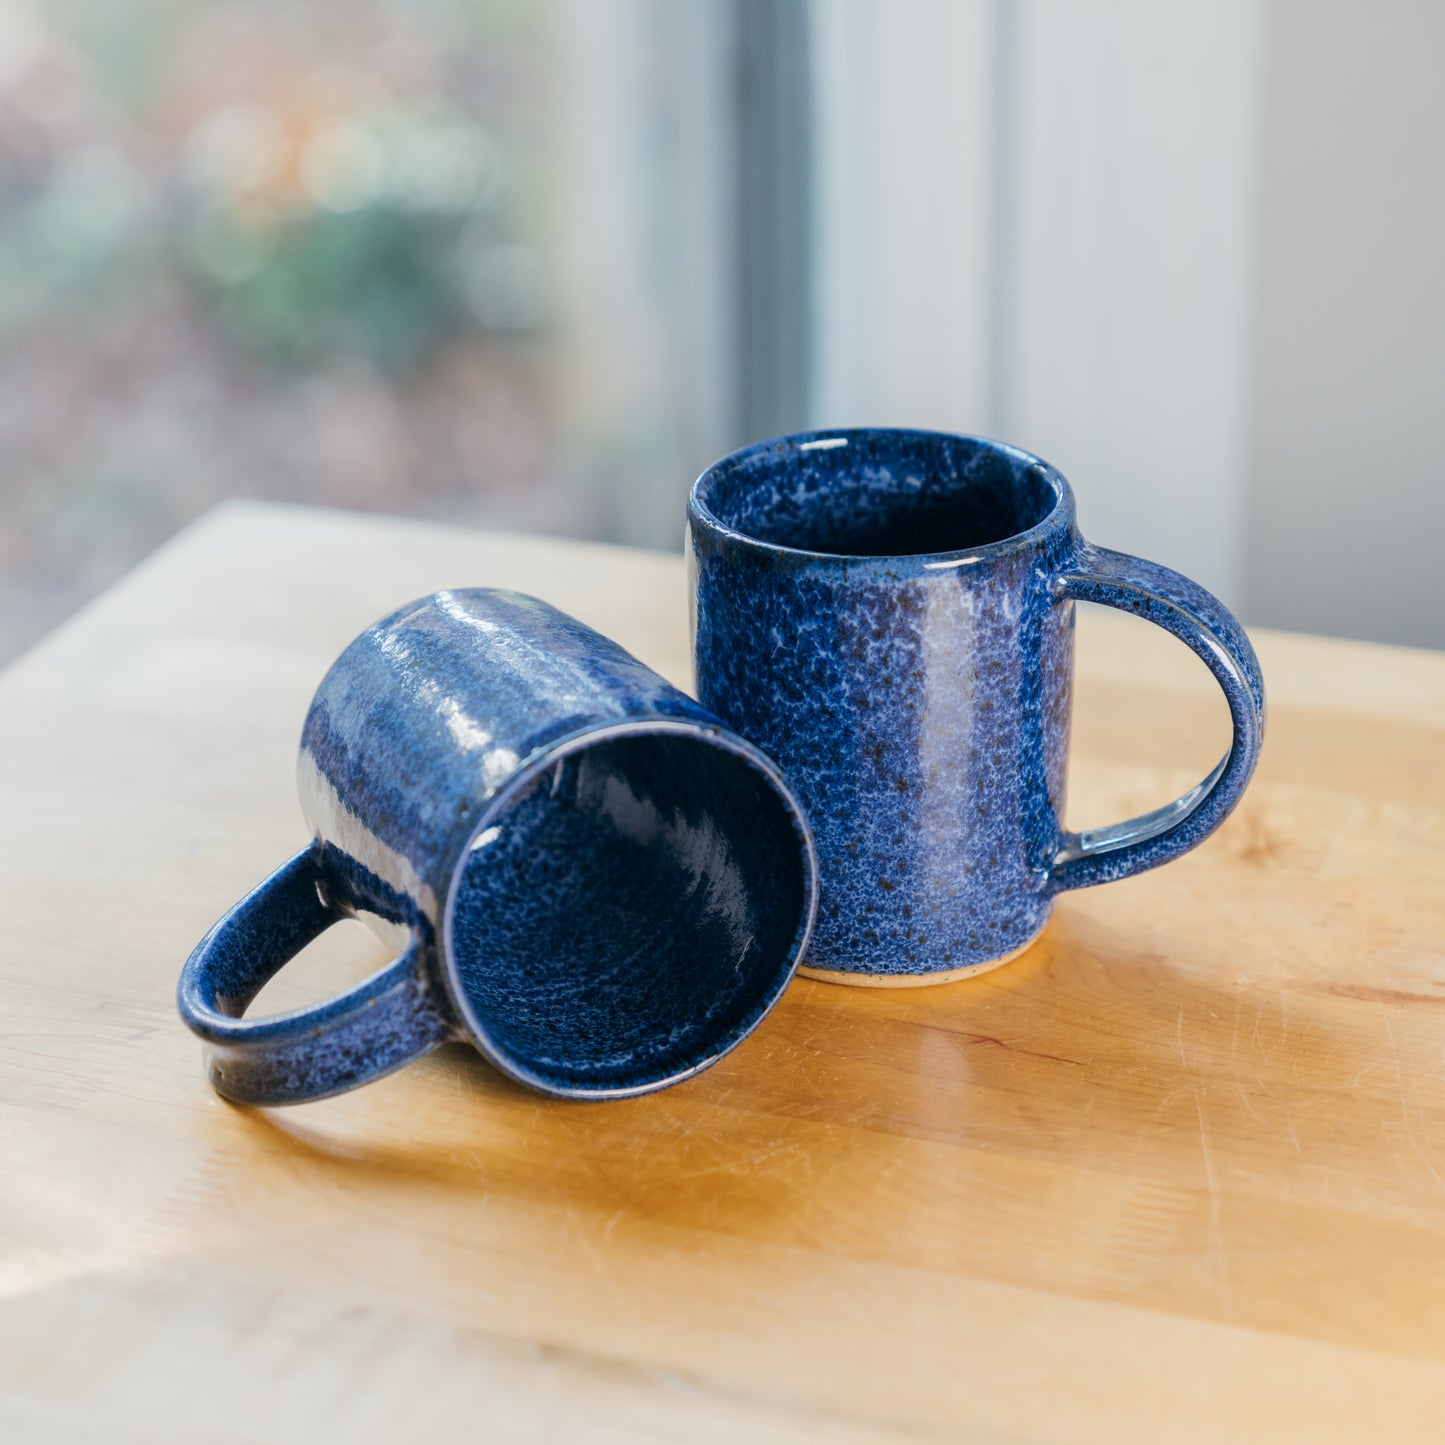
<box><xmin>3</xmin><ymin>502</ymin><xmax>1444</xmax><ymax>1443</ymax></box>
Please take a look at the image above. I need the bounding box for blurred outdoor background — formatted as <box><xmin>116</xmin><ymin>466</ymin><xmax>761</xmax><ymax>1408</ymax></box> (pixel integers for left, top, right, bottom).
<box><xmin>0</xmin><ymin>0</ymin><xmax>1441</xmax><ymax>661</ymax></box>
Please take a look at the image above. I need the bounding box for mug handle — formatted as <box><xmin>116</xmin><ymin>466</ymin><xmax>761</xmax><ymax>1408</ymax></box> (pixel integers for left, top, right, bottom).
<box><xmin>1047</xmin><ymin>543</ymin><xmax>1266</xmax><ymax>893</ymax></box>
<box><xmin>177</xmin><ymin>846</ymin><xmax>458</xmax><ymax>1105</ymax></box>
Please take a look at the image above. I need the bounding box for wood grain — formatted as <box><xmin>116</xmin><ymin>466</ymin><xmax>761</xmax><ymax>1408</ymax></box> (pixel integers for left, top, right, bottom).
<box><xmin>2</xmin><ymin>500</ymin><xmax>1444</xmax><ymax>1443</ymax></box>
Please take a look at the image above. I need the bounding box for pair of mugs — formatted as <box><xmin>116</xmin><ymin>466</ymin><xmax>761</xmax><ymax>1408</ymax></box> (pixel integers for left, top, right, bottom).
<box><xmin>180</xmin><ymin>429</ymin><xmax>1265</xmax><ymax>1105</ymax></box>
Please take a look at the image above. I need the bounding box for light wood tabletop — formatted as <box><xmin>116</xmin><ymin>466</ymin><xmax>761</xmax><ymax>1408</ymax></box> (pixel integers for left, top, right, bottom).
<box><xmin>3</xmin><ymin>501</ymin><xmax>1445</xmax><ymax>1443</ymax></box>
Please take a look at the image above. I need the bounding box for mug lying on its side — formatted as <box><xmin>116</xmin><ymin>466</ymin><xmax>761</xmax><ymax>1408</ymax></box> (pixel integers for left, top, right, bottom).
<box><xmin>688</xmin><ymin>428</ymin><xmax>1266</xmax><ymax>986</ymax></box>
<box><xmin>178</xmin><ymin>589</ymin><xmax>818</xmax><ymax>1104</ymax></box>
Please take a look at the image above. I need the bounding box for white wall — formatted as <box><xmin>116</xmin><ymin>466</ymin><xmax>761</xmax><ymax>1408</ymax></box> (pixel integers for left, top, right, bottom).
<box><xmin>1246</xmin><ymin>0</ymin><xmax>1445</xmax><ymax>649</ymax></box>
<box><xmin>809</xmin><ymin>0</ymin><xmax>1261</xmax><ymax>610</ymax></box>
<box><xmin>994</xmin><ymin>0</ymin><xmax>1262</xmax><ymax>609</ymax></box>
<box><xmin>808</xmin><ymin>0</ymin><xmax>997</xmax><ymax>433</ymax></box>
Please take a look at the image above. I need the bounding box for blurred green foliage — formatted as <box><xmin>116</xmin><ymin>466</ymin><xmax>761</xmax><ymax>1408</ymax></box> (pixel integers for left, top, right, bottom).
<box><xmin>189</xmin><ymin>204</ymin><xmax>471</xmax><ymax>373</ymax></box>
<box><xmin>0</xmin><ymin>1</ymin><xmax>548</xmax><ymax>374</ymax></box>
<box><xmin>179</xmin><ymin>101</ymin><xmax>534</xmax><ymax>373</ymax></box>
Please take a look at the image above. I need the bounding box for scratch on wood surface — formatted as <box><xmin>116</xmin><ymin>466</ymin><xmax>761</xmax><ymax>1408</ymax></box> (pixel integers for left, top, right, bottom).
<box><xmin>1285</xmin><ymin>1110</ymin><xmax>1301</xmax><ymax>1155</ymax></box>
<box><xmin>1194</xmin><ymin>1092</ymin><xmax>1230</xmax><ymax>1315</ymax></box>
<box><xmin>1381</xmin><ymin>1005</ymin><xmax>1445</xmax><ymax>1195</ymax></box>
<box><xmin>1232</xmin><ymin>1082</ymin><xmax>1265</xmax><ymax>1127</ymax></box>
<box><xmin>1090</xmin><ymin>1176</ymin><xmax>1192</xmax><ymax>1296</ymax></box>
<box><xmin>130</xmin><ymin>1147</ymin><xmax>239</xmax><ymax>1260</ymax></box>
<box><xmin>1329</xmin><ymin>982</ymin><xmax>1445</xmax><ymax>1009</ymax></box>
<box><xmin>949</xmin><ymin>1030</ymin><xmax>1083</xmax><ymax>1068</ymax></box>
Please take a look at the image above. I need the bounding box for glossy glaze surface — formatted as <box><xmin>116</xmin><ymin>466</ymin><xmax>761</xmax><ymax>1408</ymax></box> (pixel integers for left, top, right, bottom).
<box><xmin>447</xmin><ymin>728</ymin><xmax>811</xmax><ymax>1093</ymax></box>
<box><xmin>689</xmin><ymin>428</ymin><xmax>1266</xmax><ymax>981</ymax></box>
<box><xmin>179</xmin><ymin>589</ymin><xmax>817</xmax><ymax>1102</ymax></box>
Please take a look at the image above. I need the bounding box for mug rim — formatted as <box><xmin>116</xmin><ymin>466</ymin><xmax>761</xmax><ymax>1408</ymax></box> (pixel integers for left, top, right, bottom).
<box><xmin>688</xmin><ymin>426</ymin><xmax>1077</xmax><ymax>570</ymax></box>
<box><xmin>436</xmin><ymin>715</ymin><xmax>820</xmax><ymax>1100</ymax></box>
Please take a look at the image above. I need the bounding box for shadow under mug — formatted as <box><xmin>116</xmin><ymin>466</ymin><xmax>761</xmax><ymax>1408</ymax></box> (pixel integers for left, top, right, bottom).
<box><xmin>688</xmin><ymin>428</ymin><xmax>1266</xmax><ymax>986</ymax></box>
<box><xmin>178</xmin><ymin>589</ymin><xmax>818</xmax><ymax>1104</ymax></box>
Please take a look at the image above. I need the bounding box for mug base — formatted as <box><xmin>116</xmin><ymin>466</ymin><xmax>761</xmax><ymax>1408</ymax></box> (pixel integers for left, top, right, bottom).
<box><xmin>797</xmin><ymin>927</ymin><xmax>1046</xmax><ymax>988</ymax></box>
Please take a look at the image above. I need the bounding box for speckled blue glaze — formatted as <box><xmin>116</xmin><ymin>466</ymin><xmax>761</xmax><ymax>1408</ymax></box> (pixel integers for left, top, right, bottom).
<box><xmin>179</xmin><ymin>589</ymin><xmax>818</xmax><ymax>1103</ymax></box>
<box><xmin>688</xmin><ymin>428</ymin><xmax>1266</xmax><ymax>981</ymax></box>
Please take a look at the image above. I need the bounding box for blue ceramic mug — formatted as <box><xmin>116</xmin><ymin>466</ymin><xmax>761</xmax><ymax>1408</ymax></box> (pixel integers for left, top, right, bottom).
<box><xmin>688</xmin><ymin>428</ymin><xmax>1265</xmax><ymax>986</ymax></box>
<box><xmin>179</xmin><ymin>589</ymin><xmax>818</xmax><ymax>1103</ymax></box>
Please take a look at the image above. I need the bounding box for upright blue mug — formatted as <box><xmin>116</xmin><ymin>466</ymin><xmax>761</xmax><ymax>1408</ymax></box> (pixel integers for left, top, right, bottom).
<box><xmin>179</xmin><ymin>589</ymin><xmax>818</xmax><ymax>1102</ymax></box>
<box><xmin>688</xmin><ymin>428</ymin><xmax>1265</xmax><ymax>986</ymax></box>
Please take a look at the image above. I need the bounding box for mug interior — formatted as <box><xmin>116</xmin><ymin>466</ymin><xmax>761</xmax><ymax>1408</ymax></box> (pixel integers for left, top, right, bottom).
<box><xmin>444</xmin><ymin>728</ymin><xmax>811</xmax><ymax>1095</ymax></box>
<box><xmin>696</xmin><ymin>429</ymin><xmax>1063</xmax><ymax>558</ymax></box>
